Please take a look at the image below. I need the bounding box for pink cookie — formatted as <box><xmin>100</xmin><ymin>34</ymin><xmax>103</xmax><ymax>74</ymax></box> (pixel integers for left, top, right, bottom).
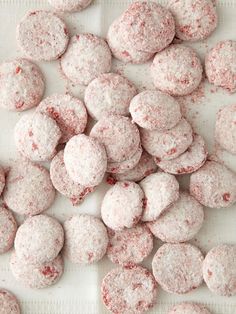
<box><xmin>3</xmin><ymin>159</ymin><xmax>55</xmax><ymax>216</ymax></box>
<box><xmin>101</xmin><ymin>265</ymin><xmax>157</xmax><ymax>314</ymax></box>
<box><xmin>151</xmin><ymin>44</ymin><xmax>203</xmax><ymax>96</ymax></box>
<box><xmin>168</xmin><ymin>303</ymin><xmax>212</xmax><ymax>314</ymax></box>
<box><xmin>0</xmin><ymin>207</ymin><xmax>17</xmax><ymax>254</ymax></box>
<box><xmin>10</xmin><ymin>251</ymin><xmax>64</xmax><ymax>289</ymax></box>
<box><xmin>64</xmin><ymin>134</ymin><xmax>107</xmax><ymax>186</ymax></box>
<box><xmin>63</xmin><ymin>214</ymin><xmax>108</xmax><ymax>264</ymax></box>
<box><xmin>0</xmin><ymin>289</ymin><xmax>21</xmax><ymax>314</ymax></box>
<box><xmin>148</xmin><ymin>192</ymin><xmax>204</xmax><ymax>243</ymax></box>
<box><xmin>107</xmin><ymin>224</ymin><xmax>153</xmax><ymax>266</ymax></box>
<box><xmin>37</xmin><ymin>93</ymin><xmax>87</xmax><ymax>143</ymax></box>
<box><xmin>190</xmin><ymin>161</ymin><xmax>236</xmax><ymax>208</ymax></box>
<box><xmin>140</xmin><ymin>173</ymin><xmax>179</xmax><ymax>222</ymax></box>
<box><xmin>16</xmin><ymin>10</ymin><xmax>69</xmax><ymax>61</ymax></box>
<box><xmin>14</xmin><ymin>215</ymin><xmax>64</xmax><ymax>265</ymax></box>
<box><xmin>48</xmin><ymin>0</ymin><xmax>92</xmax><ymax>12</ymax></box>
<box><xmin>84</xmin><ymin>73</ymin><xmax>137</xmax><ymax>120</ymax></box>
<box><xmin>90</xmin><ymin>115</ymin><xmax>140</xmax><ymax>162</ymax></box>
<box><xmin>101</xmin><ymin>181</ymin><xmax>144</xmax><ymax>230</ymax></box>
<box><xmin>0</xmin><ymin>59</ymin><xmax>44</xmax><ymax>111</ymax></box>
<box><xmin>0</xmin><ymin>165</ymin><xmax>5</xmax><ymax>196</ymax></box>
<box><xmin>152</xmin><ymin>243</ymin><xmax>204</xmax><ymax>294</ymax></box>
<box><xmin>61</xmin><ymin>34</ymin><xmax>111</xmax><ymax>86</ymax></box>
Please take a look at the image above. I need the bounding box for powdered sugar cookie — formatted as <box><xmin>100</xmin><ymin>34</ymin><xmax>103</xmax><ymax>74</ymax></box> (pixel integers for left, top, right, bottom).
<box><xmin>140</xmin><ymin>173</ymin><xmax>179</xmax><ymax>222</ymax></box>
<box><xmin>101</xmin><ymin>265</ymin><xmax>157</xmax><ymax>314</ymax></box>
<box><xmin>152</xmin><ymin>243</ymin><xmax>204</xmax><ymax>294</ymax></box>
<box><xmin>15</xmin><ymin>215</ymin><xmax>64</xmax><ymax>265</ymax></box>
<box><xmin>148</xmin><ymin>192</ymin><xmax>204</xmax><ymax>243</ymax></box>
<box><xmin>61</xmin><ymin>34</ymin><xmax>111</xmax><ymax>86</ymax></box>
<box><xmin>0</xmin><ymin>165</ymin><xmax>5</xmax><ymax>196</ymax></box>
<box><xmin>64</xmin><ymin>214</ymin><xmax>108</xmax><ymax>264</ymax></box>
<box><xmin>64</xmin><ymin>134</ymin><xmax>107</xmax><ymax>186</ymax></box>
<box><xmin>10</xmin><ymin>251</ymin><xmax>64</xmax><ymax>289</ymax></box>
<box><xmin>0</xmin><ymin>59</ymin><xmax>44</xmax><ymax>112</ymax></box>
<box><xmin>205</xmin><ymin>40</ymin><xmax>236</xmax><ymax>93</ymax></box>
<box><xmin>168</xmin><ymin>0</ymin><xmax>217</xmax><ymax>42</ymax></box>
<box><xmin>0</xmin><ymin>207</ymin><xmax>17</xmax><ymax>254</ymax></box>
<box><xmin>0</xmin><ymin>289</ymin><xmax>21</xmax><ymax>314</ymax></box>
<box><xmin>203</xmin><ymin>244</ymin><xmax>236</xmax><ymax>296</ymax></box>
<box><xmin>16</xmin><ymin>11</ymin><xmax>69</xmax><ymax>61</ymax></box>
<box><xmin>155</xmin><ymin>134</ymin><xmax>208</xmax><ymax>174</ymax></box>
<box><xmin>107</xmin><ymin>16</ymin><xmax>154</xmax><ymax>64</ymax></box>
<box><xmin>107</xmin><ymin>224</ymin><xmax>153</xmax><ymax>266</ymax></box>
<box><xmin>101</xmin><ymin>181</ymin><xmax>144</xmax><ymax>230</ymax></box>
<box><xmin>48</xmin><ymin>0</ymin><xmax>92</xmax><ymax>12</ymax></box>
<box><xmin>37</xmin><ymin>93</ymin><xmax>87</xmax><ymax>143</ymax></box>
<box><xmin>168</xmin><ymin>303</ymin><xmax>212</xmax><ymax>314</ymax></box>
<box><xmin>130</xmin><ymin>90</ymin><xmax>181</xmax><ymax>131</ymax></box>
<box><xmin>190</xmin><ymin>161</ymin><xmax>236</xmax><ymax>208</ymax></box>
<box><xmin>85</xmin><ymin>73</ymin><xmax>137</xmax><ymax>120</ymax></box>
<box><xmin>3</xmin><ymin>159</ymin><xmax>55</xmax><ymax>216</ymax></box>
<box><xmin>215</xmin><ymin>103</ymin><xmax>236</xmax><ymax>155</ymax></box>
<box><xmin>90</xmin><ymin>115</ymin><xmax>140</xmax><ymax>162</ymax></box>
<box><xmin>151</xmin><ymin>44</ymin><xmax>203</xmax><ymax>96</ymax></box>
<box><xmin>14</xmin><ymin>112</ymin><xmax>61</xmax><ymax>162</ymax></box>
<box><xmin>140</xmin><ymin>118</ymin><xmax>193</xmax><ymax>161</ymax></box>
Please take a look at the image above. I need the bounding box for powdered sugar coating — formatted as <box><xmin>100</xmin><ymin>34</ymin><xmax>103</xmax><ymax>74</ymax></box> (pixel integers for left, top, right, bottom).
<box><xmin>48</xmin><ymin>0</ymin><xmax>92</xmax><ymax>12</ymax></box>
<box><xmin>14</xmin><ymin>112</ymin><xmax>61</xmax><ymax>162</ymax></box>
<box><xmin>155</xmin><ymin>134</ymin><xmax>208</xmax><ymax>174</ymax></box>
<box><xmin>203</xmin><ymin>244</ymin><xmax>236</xmax><ymax>296</ymax></box>
<box><xmin>85</xmin><ymin>73</ymin><xmax>137</xmax><ymax>120</ymax></box>
<box><xmin>151</xmin><ymin>44</ymin><xmax>203</xmax><ymax>96</ymax></box>
<box><xmin>101</xmin><ymin>181</ymin><xmax>144</xmax><ymax>230</ymax></box>
<box><xmin>0</xmin><ymin>207</ymin><xmax>17</xmax><ymax>254</ymax></box>
<box><xmin>64</xmin><ymin>214</ymin><xmax>108</xmax><ymax>264</ymax></box>
<box><xmin>168</xmin><ymin>303</ymin><xmax>212</xmax><ymax>314</ymax></box>
<box><xmin>190</xmin><ymin>161</ymin><xmax>236</xmax><ymax>208</ymax></box>
<box><xmin>0</xmin><ymin>165</ymin><xmax>5</xmax><ymax>196</ymax></box>
<box><xmin>16</xmin><ymin>10</ymin><xmax>69</xmax><ymax>61</ymax></box>
<box><xmin>101</xmin><ymin>265</ymin><xmax>157</xmax><ymax>314</ymax></box>
<box><xmin>107</xmin><ymin>224</ymin><xmax>153</xmax><ymax>266</ymax></box>
<box><xmin>61</xmin><ymin>34</ymin><xmax>111</xmax><ymax>86</ymax></box>
<box><xmin>205</xmin><ymin>40</ymin><xmax>236</xmax><ymax>93</ymax></box>
<box><xmin>140</xmin><ymin>118</ymin><xmax>193</xmax><ymax>161</ymax></box>
<box><xmin>64</xmin><ymin>134</ymin><xmax>107</xmax><ymax>186</ymax></box>
<box><xmin>90</xmin><ymin>115</ymin><xmax>140</xmax><ymax>162</ymax></box>
<box><xmin>0</xmin><ymin>289</ymin><xmax>21</xmax><ymax>314</ymax></box>
<box><xmin>140</xmin><ymin>173</ymin><xmax>179</xmax><ymax>222</ymax></box>
<box><xmin>168</xmin><ymin>0</ymin><xmax>218</xmax><ymax>42</ymax></box>
<box><xmin>0</xmin><ymin>59</ymin><xmax>44</xmax><ymax>111</ymax></box>
<box><xmin>15</xmin><ymin>215</ymin><xmax>64</xmax><ymax>265</ymax></box>
<box><xmin>3</xmin><ymin>159</ymin><xmax>55</xmax><ymax>216</ymax></box>
<box><xmin>37</xmin><ymin>93</ymin><xmax>87</xmax><ymax>143</ymax></box>
<box><xmin>10</xmin><ymin>252</ymin><xmax>64</xmax><ymax>289</ymax></box>
<box><xmin>130</xmin><ymin>90</ymin><xmax>181</xmax><ymax>131</ymax></box>
<box><xmin>152</xmin><ymin>243</ymin><xmax>204</xmax><ymax>294</ymax></box>
<box><xmin>148</xmin><ymin>192</ymin><xmax>204</xmax><ymax>243</ymax></box>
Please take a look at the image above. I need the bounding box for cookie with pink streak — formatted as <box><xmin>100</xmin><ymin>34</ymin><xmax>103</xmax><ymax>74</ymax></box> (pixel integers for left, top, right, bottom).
<box><xmin>48</xmin><ymin>0</ymin><xmax>92</xmax><ymax>12</ymax></box>
<box><xmin>0</xmin><ymin>289</ymin><xmax>21</xmax><ymax>314</ymax></box>
<box><xmin>0</xmin><ymin>207</ymin><xmax>17</xmax><ymax>254</ymax></box>
<box><xmin>168</xmin><ymin>303</ymin><xmax>212</xmax><ymax>314</ymax></box>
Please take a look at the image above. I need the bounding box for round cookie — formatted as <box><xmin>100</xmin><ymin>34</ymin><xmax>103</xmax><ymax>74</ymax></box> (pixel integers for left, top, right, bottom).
<box><xmin>101</xmin><ymin>265</ymin><xmax>157</xmax><ymax>314</ymax></box>
<box><xmin>14</xmin><ymin>215</ymin><xmax>64</xmax><ymax>265</ymax></box>
<box><xmin>190</xmin><ymin>160</ymin><xmax>236</xmax><ymax>208</ymax></box>
<box><xmin>140</xmin><ymin>173</ymin><xmax>179</xmax><ymax>222</ymax></box>
<box><xmin>151</xmin><ymin>44</ymin><xmax>203</xmax><ymax>96</ymax></box>
<box><xmin>152</xmin><ymin>243</ymin><xmax>204</xmax><ymax>294</ymax></box>
<box><xmin>0</xmin><ymin>207</ymin><xmax>17</xmax><ymax>254</ymax></box>
<box><xmin>0</xmin><ymin>59</ymin><xmax>44</xmax><ymax>111</ymax></box>
<box><xmin>130</xmin><ymin>90</ymin><xmax>182</xmax><ymax>131</ymax></box>
<box><xmin>155</xmin><ymin>134</ymin><xmax>208</xmax><ymax>174</ymax></box>
<box><xmin>63</xmin><ymin>214</ymin><xmax>108</xmax><ymax>264</ymax></box>
<box><xmin>0</xmin><ymin>165</ymin><xmax>5</xmax><ymax>196</ymax></box>
<box><xmin>48</xmin><ymin>0</ymin><xmax>92</xmax><ymax>12</ymax></box>
<box><xmin>107</xmin><ymin>224</ymin><xmax>153</xmax><ymax>266</ymax></box>
<box><xmin>203</xmin><ymin>244</ymin><xmax>236</xmax><ymax>296</ymax></box>
<box><xmin>168</xmin><ymin>303</ymin><xmax>212</xmax><ymax>314</ymax></box>
<box><xmin>84</xmin><ymin>73</ymin><xmax>137</xmax><ymax>120</ymax></box>
<box><xmin>205</xmin><ymin>40</ymin><xmax>236</xmax><ymax>93</ymax></box>
<box><xmin>10</xmin><ymin>252</ymin><xmax>64</xmax><ymax>289</ymax></box>
<box><xmin>3</xmin><ymin>159</ymin><xmax>55</xmax><ymax>216</ymax></box>
<box><xmin>64</xmin><ymin>134</ymin><xmax>107</xmax><ymax>186</ymax></box>
<box><xmin>14</xmin><ymin>112</ymin><xmax>61</xmax><ymax>162</ymax></box>
<box><xmin>0</xmin><ymin>289</ymin><xmax>21</xmax><ymax>314</ymax></box>
<box><xmin>90</xmin><ymin>115</ymin><xmax>140</xmax><ymax>162</ymax></box>
<box><xmin>148</xmin><ymin>192</ymin><xmax>204</xmax><ymax>243</ymax></box>
<box><xmin>16</xmin><ymin>10</ymin><xmax>69</xmax><ymax>61</ymax></box>
<box><xmin>61</xmin><ymin>34</ymin><xmax>111</xmax><ymax>86</ymax></box>
<box><xmin>168</xmin><ymin>0</ymin><xmax>218</xmax><ymax>41</ymax></box>
<box><xmin>140</xmin><ymin>118</ymin><xmax>193</xmax><ymax>161</ymax></box>
<box><xmin>37</xmin><ymin>93</ymin><xmax>87</xmax><ymax>143</ymax></box>
<box><xmin>101</xmin><ymin>181</ymin><xmax>144</xmax><ymax>230</ymax></box>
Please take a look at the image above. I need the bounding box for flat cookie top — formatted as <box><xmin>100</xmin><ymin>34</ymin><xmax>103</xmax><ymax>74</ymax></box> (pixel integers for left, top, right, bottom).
<box><xmin>168</xmin><ymin>302</ymin><xmax>212</xmax><ymax>314</ymax></box>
